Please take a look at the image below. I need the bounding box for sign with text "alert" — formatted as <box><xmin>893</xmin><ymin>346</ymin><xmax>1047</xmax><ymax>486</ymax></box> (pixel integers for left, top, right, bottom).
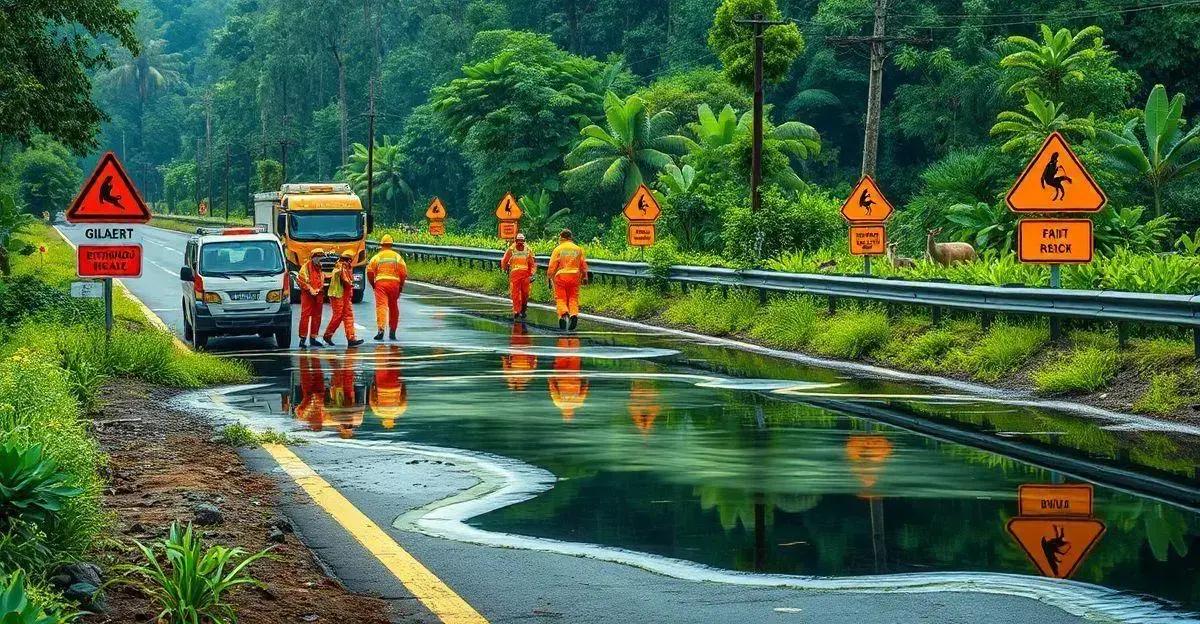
<box><xmin>1018</xmin><ymin>219</ymin><xmax>1093</xmax><ymax>264</ymax></box>
<box><xmin>78</xmin><ymin>244</ymin><xmax>143</xmax><ymax>278</ymax></box>
<box><xmin>66</xmin><ymin>152</ymin><xmax>151</xmax><ymax>224</ymax></box>
<box><xmin>1007</xmin><ymin>133</ymin><xmax>1107</xmax><ymax>213</ymax></box>
<box><xmin>841</xmin><ymin>176</ymin><xmax>893</xmax><ymax>223</ymax></box>
<box><xmin>628</xmin><ymin>223</ymin><xmax>655</xmax><ymax>247</ymax></box>
<box><xmin>849</xmin><ymin>225</ymin><xmax>886</xmax><ymax>256</ymax></box>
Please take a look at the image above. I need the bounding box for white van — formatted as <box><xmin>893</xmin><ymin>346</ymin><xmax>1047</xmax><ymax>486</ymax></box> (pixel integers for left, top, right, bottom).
<box><xmin>180</xmin><ymin>227</ymin><xmax>292</xmax><ymax>349</ymax></box>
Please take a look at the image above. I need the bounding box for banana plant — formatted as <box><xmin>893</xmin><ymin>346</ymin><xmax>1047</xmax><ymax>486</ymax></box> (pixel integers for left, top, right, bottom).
<box><xmin>1101</xmin><ymin>84</ymin><xmax>1200</xmax><ymax>217</ymax></box>
<box><xmin>517</xmin><ymin>190</ymin><xmax>569</xmax><ymax>240</ymax></box>
<box><xmin>989</xmin><ymin>90</ymin><xmax>1095</xmax><ymax>154</ymax></box>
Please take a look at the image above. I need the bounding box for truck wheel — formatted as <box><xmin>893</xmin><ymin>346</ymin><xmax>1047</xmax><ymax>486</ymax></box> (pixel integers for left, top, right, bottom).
<box><xmin>193</xmin><ymin>330</ymin><xmax>209</xmax><ymax>349</ymax></box>
<box><xmin>183</xmin><ymin>303</ymin><xmax>194</xmax><ymax>341</ymax></box>
<box><xmin>352</xmin><ymin>287</ymin><xmax>365</xmax><ymax>304</ymax></box>
<box><xmin>275</xmin><ymin>329</ymin><xmax>292</xmax><ymax>349</ymax></box>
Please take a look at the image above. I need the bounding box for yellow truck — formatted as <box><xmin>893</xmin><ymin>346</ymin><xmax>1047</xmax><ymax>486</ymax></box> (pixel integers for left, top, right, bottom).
<box><xmin>254</xmin><ymin>183</ymin><xmax>373</xmax><ymax>303</ymax></box>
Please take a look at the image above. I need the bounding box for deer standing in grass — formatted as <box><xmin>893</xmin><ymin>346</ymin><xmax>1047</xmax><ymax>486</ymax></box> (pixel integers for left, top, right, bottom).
<box><xmin>886</xmin><ymin>243</ymin><xmax>917</xmax><ymax>269</ymax></box>
<box><xmin>926</xmin><ymin>227</ymin><xmax>977</xmax><ymax>266</ymax></box>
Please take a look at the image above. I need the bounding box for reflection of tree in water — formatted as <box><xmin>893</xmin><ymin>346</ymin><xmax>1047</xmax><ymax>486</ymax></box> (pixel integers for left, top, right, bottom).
<box><xmin>695</xmin><ymin>485</ymin><xmax>821</xmax><ymax>532</ymax></box>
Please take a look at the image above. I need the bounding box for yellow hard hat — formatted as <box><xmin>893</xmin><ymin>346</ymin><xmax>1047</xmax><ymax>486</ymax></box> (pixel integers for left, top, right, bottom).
<box><xmin>380</xmin><ymin>234</ymin><xmax>394</xmax><ymax>246</ymax></box>
<box><xmin>341</xmin><ymin>249</ymin><xmax>354</xmax><ymax>259</ymax></box>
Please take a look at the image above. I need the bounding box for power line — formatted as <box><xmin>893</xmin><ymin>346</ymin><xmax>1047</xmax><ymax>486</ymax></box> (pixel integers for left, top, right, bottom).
<box><xmin>794</xmin><ymin>0</ymin><xmax>1200</xmax><ymax>31</ymax></box>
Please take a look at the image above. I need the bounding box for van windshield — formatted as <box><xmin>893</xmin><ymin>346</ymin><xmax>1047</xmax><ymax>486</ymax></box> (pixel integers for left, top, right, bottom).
<box><xmin>288</xmin><ymin>211</ymin><xmax>363</xmax><ymax>242</ymax></box>
<box><xmin>199</xmin><ymin>241</ymin><xmax>284</xmax><ymax>277</ymax></box>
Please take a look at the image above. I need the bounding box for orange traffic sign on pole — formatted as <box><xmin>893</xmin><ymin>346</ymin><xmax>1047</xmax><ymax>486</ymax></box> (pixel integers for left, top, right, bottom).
<box><xmin>1017</xmin><ymin>484</ymin><xmax>1093</xmax><ymax>517</ymax></box>
<box><xmin>623</xmin><ymin>185</ymin><xmax>661</xmax><ymax>222</ymax></box>
<box><xmin>496</xmin><ymin>192</ymin><xmax>521</xmax><ymax>220</ymax></box>
<box><xmin>1018</xmin><ymin>219</ymin><xmax>1094</xmax><ymax>264</ymax></box>
<box><xmin>498</xmin><ymin>220</ymin><xmax>518</xmax><ymax>240</ymax></box>
<box><xmin>66</xmin><ymin>152</ymin><xmax>151</xmax><ymax>224</ymax></box>
<box><xmin>628</xmin><ymin>223</ymin><xmax>656</xmax><ymax>247</ymax></box>
<box><xmin>849</xmin><ymin>225</ymin><xmax>886</xmax><ymax>256</ymax></box>
<box><xmin>429</xmin><ymin>220</ymin><xmax>445</xmax><ymax>236</ymax></box>
<box><xmin>1007</xmin><ymin>132</ymin><xmax>1107</xmax><ymax>213</ymax></box>
<box><xmin>426</xmin><ymin>197</ymin><xmax>447</xmax><ymax>220</ymax></box>
<box><xmin>1006</xmin><ymin>518</ymin><xmax>1105</xmax><ymax>579</ymax></box>
<box><xmin>841</xmin><ymin>176</ymin><xmax>893</xmax><ymax>223</ymax></box>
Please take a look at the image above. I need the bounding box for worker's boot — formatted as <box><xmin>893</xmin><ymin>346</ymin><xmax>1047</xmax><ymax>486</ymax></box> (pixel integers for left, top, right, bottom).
<box><xmin>321</xmin><ymin>335</ymin><xmax>335</xmax><ymax>347</ymax></box>
<box><xmin>521</xmin><ymin>303</ymin><xmax>528</xmax><ymax>318</ymax></box>
<box><xmin>559</xmin><ymin>315</ymin><xmax>568</xmax><ymax>331</ymax></box>
<box><xmin>299</xmin><ymin>337</ymin><xmax>308</xmax><ymax>349</ymax></box>
<box><xmin>374</xmin><ymin>330</ymin><xmax>384</xmax><ymax>341</ymax></box>
<box><xmin>347</xmin><ymin>338</ymin><xmax>365</xmax><ymax>348</ymax></box>
<box><xmin>389</xmin><ymin>331</ymin><xmax>397</xmax><ymax>341</ymax></box>
<box><xmin>309</xmin><ymin>337</ymin><xmax>325</xmax><ymax>348</ymax></box>
<box><xmin>568</xmin><ymin>315</ymin><xmax>578</xmax><ymax>331</ymax></box>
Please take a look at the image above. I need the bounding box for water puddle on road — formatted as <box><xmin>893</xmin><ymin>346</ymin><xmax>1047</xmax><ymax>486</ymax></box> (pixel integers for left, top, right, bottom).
<box><xmin>211</xmin><ymin>288</ymin><xmax>1200</xmax><ymax>617</ymax></box>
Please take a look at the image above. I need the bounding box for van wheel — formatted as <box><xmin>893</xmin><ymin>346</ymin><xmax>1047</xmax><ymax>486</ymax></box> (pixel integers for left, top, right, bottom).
<box><xmin>183</xmin><ymin>303</ymin><xmax>194</xmax><ymax>341</ymax></box>
<box><xmin>352</xmin><ymin>287</ymin><xmax>365</xmax><ymax>304</ymax></box>
<box><xmin>193</xmin><ymin>330</ymin><xmax>209</xmax><ymax>349</ymax></box>
<box><xmin>275</xmin><ymin>330</ymin><xmax>292</xmax><ymax>349</ymax></box>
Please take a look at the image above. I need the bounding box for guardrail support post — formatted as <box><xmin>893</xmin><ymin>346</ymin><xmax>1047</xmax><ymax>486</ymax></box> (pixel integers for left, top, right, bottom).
<box><xmin>758</xmin><ymin>288</ymin><xmax>768</xmax><ymax>305</ymax></box>
<box><xmin>1049</xmin><ymin>265</ymin><xmax>1063</xmax><ymax>342</ymax></box>
<box><xmin>931</xmin><ymin>306</ymin><xmax>942</xmax><ymax>326</ymax></box>
<box><xmin>828</xmin><ymin>296</ymin><xmax>837</xmax><ymax>316</ymax></box>
<box><xmin>680</xmin><ymin>281</ymin><xmax>689</xmax><ymax>294</ymax></box>
<box><xmin>1118</xmin><ymin>322</ymin><xmax>1129</xmax><ymax>349</ymax></box>
<box><xmin>721</xmin><ymin>285</ymin><xmax>729</xmax><ymax>299</ymax></box>
<box><xmin>981</xmin><ymin>312</ymin><xmax>993</xmax><ymax>332</ymax></box>
<box><xmin>1194</xmin><ymin>327</ymin><xmax>1200</xmax><ymax>360</ymax></box>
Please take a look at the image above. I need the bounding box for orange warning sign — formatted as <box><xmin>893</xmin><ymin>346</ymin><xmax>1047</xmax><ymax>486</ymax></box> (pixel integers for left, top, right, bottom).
<box><xmin>66</xmin><ymin>152</ymin><xmax>151</xmax><ymax>224</ymax></box>
<box><xmin>1018</xmin><ymin>484</ymin><xmax>1093</xmax><ymax>518</ymax></box>
<box><xmin>498</xmin><ymin>220</ymin><xmax>518</xmax><ymax>240</ymax></box>
<box><xmin>849</xmin><ymin>225</ymin><xmax>886</xmax><ymax>255</ymax></box>
<box><xmin>1006</xmin><ymin>518</ymin><xmax>1105</xmax><ymax>579</ymax></box>
<box><xmin>628</xmin><ymin>223</ymin><xmax>655</xmax><ymax>247</ymax></box>
<box><xmin>623</xmin><ymin>185</ymin><xmax>661</xmax><ymax>222</ymax></box>
<box><xmin>198</xmin><ymin>201</ymin><xmax>207</xmax><ymax>216</ymax></box>
<box><xmin>1018</xmin><ymin>219</ymin><xmax>1093</xmax><ymax>264</ymax></box>
<box><xmin>429</xmin><ymin>220</ymin><xmax>445</xmax><ymax>236</ymax></box>
<box><xmin>496</xmin><ymin>192</ymin><xmax>522</xmax><ymax>220</ymax></box>
<box><xmin>426</xmin><ymin>197</ymin><xmax>447</xmax><ymax>220</ymax></box>
<box><xmin>841</xmin><ymin>176</ymin><xmax>893</xmax><ymax>223</ymax></box>
<box><xmin>1007</xmin><ymin>132</ymin><xmax>1107</xmax><ymax>213</ymax></box>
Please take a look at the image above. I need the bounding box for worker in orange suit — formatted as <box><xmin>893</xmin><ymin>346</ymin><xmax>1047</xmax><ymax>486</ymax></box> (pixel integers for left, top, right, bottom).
<box><xmin>323</xmin><ymin>250</ymin><xmax>364</xmax><ymax>347</ymax></box>
<box><xmin>297</xmin><ymin>249</ymin><xmax>327</xmax><ymax>349</ymax></box>
<box><xmin>500</xmin><ymin>233</ymin><xmax>535</xmax><ymax>320</ymax></box>
<box><xmin>328</xmin><ymin>354</ymin><xmax>363</xmax><ymax>439</ymax></box>
<box><xmin>369</xmin><ymin>345</ymin><xmax>408</xmax><ymax>429</ymax></box>
<box><xmin>548</xmin><ymin>337</ymin><xmax>589</xmax><ymax>421</ymax></box>
<box><xmin>367</xmin><ymin>235</ymin><xmax>407</xmax><ymax>341</ymax></box>
<box><xmin>501</xmin><ymin>322</ymin><xmax>538</xmax><ymax>391</ymax></box>
<box><xmin>547</xmin><ymin>229</ymin><xmax>588</xmax><ymax>331</ymax></box>
<box><xmin>293</xmin><ymin>353</ymin><xmax>328</xmax><ymax>432</ymax></box>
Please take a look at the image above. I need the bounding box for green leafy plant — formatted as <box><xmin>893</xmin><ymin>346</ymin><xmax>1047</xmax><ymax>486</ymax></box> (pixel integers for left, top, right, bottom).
<box><xmin>945</xmin><ymin>202</ymin><xmax>1017</xmax><ymax>252</ymax></box>
<box><xmin>1101</xmin><ymin>84</ymin><xmax>1200</xmax><ymax>217</ymax></box>
<box><xmin>999</xmin><ymin>25</ymin><xmax>1104</xmax><ymax>97</ymax></box>
<box><xmin>516</xmin><ymin>190</ymin><xmax>569</xmax><ymax>240</ymax></box>
<box><xmin>118</xmin><ymin>522</ymin><xmax>271</xmax><ymax>624</ymax></box>
<box><xmin>0</xmin><ymin>570</ymin><xmax>65</xmax><ymax>624</ymax></box>
<box><xmin>0</xmin><ymin>442</ymin><xmax>83</xmax><ymax>529</ymax></box>
<box><xmin>58</xmin><ymin>346</ymin><xmax>106</xmax><ymax>414</ymax></box>
<box><xmin>1174</xmin><ymin>228</ymin><xmax>1200</xmax><ymax>254</ymax></box>
<box><xmin>1092</xmin><ymin>206</ymin><xmax>1175</xmax><ymax>254</ymax></box>
<box><xmin>1032</xmin><ymin>347</ymin><xmax>1121</xmax><ymax>394</ymax></box>
<box><xmin>990</xmin><ymin>90</ymin><xmax>1095</xmax><ymax>154</ymax></box>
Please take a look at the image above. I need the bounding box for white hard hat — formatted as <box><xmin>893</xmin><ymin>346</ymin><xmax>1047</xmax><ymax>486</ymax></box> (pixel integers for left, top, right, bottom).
<box><xmin>516</xmin><ymin>233</ymin><xmax>526</xmax><ymax>241</ymax></box>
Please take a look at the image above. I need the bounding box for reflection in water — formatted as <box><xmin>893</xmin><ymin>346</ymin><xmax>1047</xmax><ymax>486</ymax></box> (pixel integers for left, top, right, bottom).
<box><xmin>548</xmin><ymin>337</ymin><xmax>589</xmax><ymax>421</ymax></box>
<box><xmin>845</xmin><ymin>435</ymin><xmax>894</xmax><ymax>494</ymax></box>
<box><xmin>500</xmin><ymin>323</ymin><xmax>538</xmax><ymax>391</ymax></box>
<box><xmin>628</xmin><ymin>380</ymin><xmax>660</xmax><ymax>433</ymax></box>
<box><xmin>291</xmin><ymin>353</ymin><xmax>366</xmax><ymax>438</ymax></box>
<box><xmin>370</xmin><ymin>346</ymin><xmax>408</xmax><ymax>429</ymax></box>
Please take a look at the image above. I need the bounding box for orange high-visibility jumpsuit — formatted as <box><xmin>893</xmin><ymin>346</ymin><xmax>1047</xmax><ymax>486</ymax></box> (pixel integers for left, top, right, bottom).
<box><xmin>328</xmin><ymin>356</ymin><xmax>362</xmax><ymax>439</ymax></box>
<box><xmin>547</xmin><ymin>241</ymin><xmax>588</xmax><ymax>318</ymax></box>
<box><xmin>628</xmin><ymin>379</ymin><xmax>661</xmax><ymax>433</ymax></box>
<box><xmin>548</xmin><ymin>337</ymin><xmax>589</xmax><ymax>421</ymax></box>
<box><xmin>370</xmin><ymin>346</ymin><xmax>408</xmax><ymax>429</ymax></box>
<box><xmin>500</xmin><ymin>243</ymin><xmax>536</xmax><ymax>315</ymax></box>
<box><xmin>323</xmin><ymin>260</ymin><xmax>357</xmax><ymax>342</ymax></box>
<box><xmin>367</xmin><ymin>248</ymin><xmax>407</xmax><ymax>333</ymax></box>
<box><xmin>294</xmin><ymin>354</ymin><xmax>328</xmax><ymax>431</ymax></box>
<box><xmin>500</xmin><ymin>323</ymin><xmax>538</xmax><ymax>391</ymax></box>
<box><xmin>297</xmin><ymin>259</ymin><xmax>325</xmax><ymax>339</ymax></box>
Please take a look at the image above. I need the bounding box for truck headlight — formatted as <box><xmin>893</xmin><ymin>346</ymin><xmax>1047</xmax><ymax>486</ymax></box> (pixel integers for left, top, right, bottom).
<box><xmin>267</xmin><ymin>289</ymin><xmax>284</xmax><ymax>303</ymax></box>
<box><xmin>203</xmin><ymin>292</ymin><xmax>222</xmax><ymax>304</ymax></box>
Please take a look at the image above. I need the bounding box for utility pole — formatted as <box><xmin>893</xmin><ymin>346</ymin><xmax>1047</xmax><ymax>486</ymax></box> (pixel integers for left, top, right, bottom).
<box><xmin>204</xmin><ymin>93</ymin><xmax>214</xmax><ymax>215</ymax></box>
<box><xmin>366</xmin><ymin>78</ymin><xmax>376</xmax><ymax>221</ymax></box>
<box><xmin>194</xmin><ymin>137</ymin><xmax>203</xmax><ymax>212</ymax></box>
<box><xmin>278</xmin><ymin>114</ymin><xmax>295</xmax><ymax>184</ymax></box>
<box><xmin>735</xmin><ymin>13</ymin><xmax>788</xmax><ymax>214</ymax></box>
<box><xmin>224</xmin><ymin>145</ymin><xmax>231</xmax><ymax>222</ymax></box>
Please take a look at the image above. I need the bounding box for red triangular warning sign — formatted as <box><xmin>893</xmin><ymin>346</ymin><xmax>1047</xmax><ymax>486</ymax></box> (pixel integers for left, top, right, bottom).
<box><xmin>66</xmin><ymin>152</ymin><xmax>151</xmax><ymax>224</ymax></box>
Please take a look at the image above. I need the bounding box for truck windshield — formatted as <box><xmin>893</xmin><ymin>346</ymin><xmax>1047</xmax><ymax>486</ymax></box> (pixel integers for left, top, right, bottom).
<box><xmin>287</xmin><ymin>211</ymin><xmax>364</xmax><ymax>242</ymax></box>
<box><xmin>199</xmin><ymin>241</ymin><xmax>284</xmax><ymax>277</ymax></box>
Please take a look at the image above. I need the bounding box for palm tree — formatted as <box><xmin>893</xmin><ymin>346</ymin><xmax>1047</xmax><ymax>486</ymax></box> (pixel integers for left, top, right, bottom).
<box><xmin>340</xmin><ymin>138</ymin><xmax>413</xmax><ymax>222</ymax></box>
<box><xmin>989</xmin><ymin>91</ymin><xmax>1095</xmax><ymax>154</ymax></box>
<box><xmin>688</xmin><ymin>103</ymin><xmax>821</xmax><ymax>189</ymax></box>
<box><xmin>1101</xmin><ymin>84</ymin><xmax>1200</xmax><ymax>217</ymax></box>
<box><xmin>999</xmin><ymin>25</ymin><xmax>1103</xmax><ymax>99</ymax></box>
<box><xmin>517</xmin><ymin>190</ymin><xmax>570</xmax><ymax>240</ymax></box>
<box><xmin>563</xmin><ymin>92</ymin><xmax>697</xmax><ymax>199</ymax></box>
<box><xmin>99</xmin><ymin>38</ymin><xmax>184</xmax><ymax>143</ymax></box>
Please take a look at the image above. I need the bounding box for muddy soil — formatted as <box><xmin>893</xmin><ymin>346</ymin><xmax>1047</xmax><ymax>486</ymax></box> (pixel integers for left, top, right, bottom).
<box><xmin>84</xmin><ymin>381</ymin><xmax>395</xmax><ymax>624</ymax></box>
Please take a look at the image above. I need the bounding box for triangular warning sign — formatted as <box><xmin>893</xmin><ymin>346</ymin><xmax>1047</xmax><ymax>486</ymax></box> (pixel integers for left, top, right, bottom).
<box><xmin>426</xmin><ymin>197</ymin><xmax>447</xmax><ymax>220</ymax></box>
<box><xmin>66</xmin><ymin>152</ymin><xmax>151</xmax><ymax>224</ymax></box>
<box><xmin>1006</xmin><ymin>517</ymin><xmax>1105</xmax><ymax>579</ymax></box>
<box><xmin>841</xmin><ymin>176</ymin><xmax>893</xmax><ymax>223</ymax></box>
<box><xmin>1007</xmin><ymin>132</ymin><xmax>1107</xmax><ymax>213</ymax></box>
<box><xmin>495</xmin><ymin>192</ymin><xmax>521</xmax><ymax>220</ymax></box>
<box><xmin>623</xmin><ymin>184</ymin><xmax>661</xmax><ymax>221</ymax></box>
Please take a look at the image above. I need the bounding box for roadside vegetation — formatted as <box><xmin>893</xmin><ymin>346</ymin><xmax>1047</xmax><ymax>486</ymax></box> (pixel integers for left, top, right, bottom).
<box><xmin>0</xmin><ymin>222</ymin><xmax>251</xmax><ymax>617</ymax></box>
<box><xmin>408</xmin><ymin>257</ymin><xmax>1200</xmax><ymax>417</ymax></box>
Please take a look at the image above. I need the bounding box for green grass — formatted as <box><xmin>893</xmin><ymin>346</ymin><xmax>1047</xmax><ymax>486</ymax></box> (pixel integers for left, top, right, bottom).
<box><xmin>220</xmin><ymin>423</ymin><xmax>301</xmax><ymax>447</ymax></box>
<box><xmin>881</xmin><ymin>319</ymin><xmax>975</xmax><ymax>372</ymax></box>
<box><xmin>662</xmin><ymin>289</ymin><xmax>758</xmax><ymax>336</ymax></box>
<box><xmin>809</xmin><ymin>309</ymin><xmax>892</xmax><ymax>359</ymax></box>
<box><xmin>1133</xmin><ymin>372</ymin><xmax>1194</xmax><ymax>414</ymax></box>
<box><xmin>748</xmin><ymin>295</ymin><xmax>821</xmax><ymax>350</ymax></box>
<box><xmin>949</xmin><ymin>323</ymin><xmax>1048</xmax><ymax>382</ymax></box>
<box><xmin>1032</xmin><ymin>347</ymin><xmax>1122</xmax><ymax>394</ymax></box>
<box><xmin>1129</xmin><ymin>337</ymin><xmax>1194</xmax><ymax>373</ymax></box>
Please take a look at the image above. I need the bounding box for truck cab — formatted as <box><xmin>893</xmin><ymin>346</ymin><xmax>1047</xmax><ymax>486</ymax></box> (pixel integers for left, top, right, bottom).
<box><xmin>254</xmin><ymin>183</ymin><xmax>372</xmax><ymax>303</ymax></box>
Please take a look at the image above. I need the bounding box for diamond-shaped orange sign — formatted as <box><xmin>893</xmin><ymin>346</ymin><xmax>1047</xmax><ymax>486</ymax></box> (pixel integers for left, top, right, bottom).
<box><xmin>1006</xmin><ymin>517</ymin><xmax>1105</xmax><ymax>579</ymax></box>
<box><xmin>66</xmin><ymin>152</ymin><xmax>151</xmax><ymax>224</ymax></box>
<box><xmin>426</xmin><ymin>197</ymin><xmax>447</xmax><ymax>220</ymax></box>
<box><xmin>496</xmin><ymin>192</ymin><xmax>521</xmax><ymax>220</ymax></box>
<box><xmin>1007</xmin><ymin>132</ymin><xmax>1107</xmax><ymax>213</ymax></box>
<box><xmin>623</xmin><ymin>184</ymin><xmax>661</xmax><ymax>222</ymax></box>
<box><xmin>841</xmin><ymin>176</ymin><xmax>893</xmax><ymax>223</ymax></box>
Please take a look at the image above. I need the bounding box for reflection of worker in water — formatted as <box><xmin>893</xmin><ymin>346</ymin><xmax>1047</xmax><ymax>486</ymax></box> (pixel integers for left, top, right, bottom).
<box><xmin>1041</xmin><ymin>152</ymin><xmax>1073</xmax><ymax>201</ymax></box>
<box><xmin>369</xmin><ymin>346</ymin><xmax>408</xmax><ymax>429</ymax></box>
<box><xmin>99</xmin><ymin>175</ymin><xmax>124</xmax><ymax>210</ymax></box>
<box><xmin>859</xmin><ymin>188</ymin><xmax>876</xmax><ymax>216</ymax></box>
<box><xmin>501</xmin><ymin>323</ymin><xmax>538</xmax><ymax>391</ymax></box>
<box><xmin>327</xmin><ymin>355</ymin><xmax>364</xmax><ymax>439</ymax></box>
<box><xmin>548</xmin><ymin>337</ymin><xmax>589</xmax><ymax>421</ymax></box>
<box><xmin>628</xmin><ymin>379</ymin><xmax>660</xmax><ymax>433</ymax></box>
<box><xmin>294</xmin><ymin>354</ymin><xmax>328</xmax><ymax>432</ymax></box>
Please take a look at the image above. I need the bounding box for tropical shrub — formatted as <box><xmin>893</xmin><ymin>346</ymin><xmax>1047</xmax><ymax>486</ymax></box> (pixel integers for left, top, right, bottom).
<box><xmin>0</xmin><ymin>442</ymin><xmax>83</xmax><ymax>530</ymax></box>
<box><xmin>0</xmin><ymin>570</ymin><xmax>66</xmax><ymax>624</ymax></box>
<box><xmin>722</xmin><ymin>186</ymin><xmax>841</xmax><ymax>262</ymax></box>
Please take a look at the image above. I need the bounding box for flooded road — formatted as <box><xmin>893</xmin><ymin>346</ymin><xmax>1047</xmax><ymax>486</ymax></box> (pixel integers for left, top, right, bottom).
<box><xmin>209</xmin><ymin>286</ymin><xmax>1200</xmax><ymax>619</ymax></box>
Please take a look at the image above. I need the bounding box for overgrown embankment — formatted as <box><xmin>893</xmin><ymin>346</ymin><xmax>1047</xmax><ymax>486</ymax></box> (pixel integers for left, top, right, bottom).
<box><xmin>407</xmin><ymin>257</ymin><xmax>1200</xmax><ymax>424</ymax></box>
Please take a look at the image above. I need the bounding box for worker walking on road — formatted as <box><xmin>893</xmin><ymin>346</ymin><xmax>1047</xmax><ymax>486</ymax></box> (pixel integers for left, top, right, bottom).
<box><xmin>501</xmin><ymin>233</ymin><xmax>535</xmax><ymax>320</ymax></box>
<box><xmin>297</xmin><ymin>249</ymin><xmax>327</xmax><ymax>349</ymax></box>
<box><xmin>367</xmin><ymin>235</ymin><xmax>407</xmax><ymax>341</ymax></box>
<box><xmin>547</xmin><ymin>229</ymin><xmax>588</xmax><ymax>331</ymax></box>
<box><xmin>323</xmin><ymin>250</ymin><xmax>364</xmax><ymax>347</ymax></box>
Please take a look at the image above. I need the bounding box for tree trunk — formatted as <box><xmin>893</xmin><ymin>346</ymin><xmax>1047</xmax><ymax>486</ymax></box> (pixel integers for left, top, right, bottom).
<box><xmin>330</xmin><ymin>42</ymin><xmax>349</xmax><ymax>168</ymax></box>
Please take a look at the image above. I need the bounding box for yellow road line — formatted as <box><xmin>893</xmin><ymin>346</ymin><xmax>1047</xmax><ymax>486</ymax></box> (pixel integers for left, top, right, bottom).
<box><xmin>262</xmin><ymin>443</ymin><xmax>490</xmax><ymax>624</ymax></box>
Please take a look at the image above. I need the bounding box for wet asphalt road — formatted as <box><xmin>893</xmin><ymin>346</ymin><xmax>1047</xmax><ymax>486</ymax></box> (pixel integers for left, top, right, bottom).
<box><xmin>54</xmin><ymin>223</ymin><xmax>1106</xmax><ymax>624</ymax></box>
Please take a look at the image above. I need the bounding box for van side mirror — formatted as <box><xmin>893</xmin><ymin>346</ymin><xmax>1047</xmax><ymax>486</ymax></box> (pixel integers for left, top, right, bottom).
<box><xmin>180</xmin><ymin>266</ymin><xmax>194</xmax><ymax>282</ymax></box>
<box><xmin>276</xmin><ymin>214</ymin><xmax>287</xmax><ymax>235</ymax></box>
<box><xmin>366</xmin><ymin>214</ymin><xmax>375</xmax><ymax>234</ymax></box>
